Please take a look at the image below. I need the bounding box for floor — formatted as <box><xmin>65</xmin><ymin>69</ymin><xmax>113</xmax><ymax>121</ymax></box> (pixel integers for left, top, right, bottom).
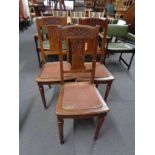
<box><xmin>19</xmin><ymin>23</ymin><xmax>135</xmax><ymax>155</ymax></box>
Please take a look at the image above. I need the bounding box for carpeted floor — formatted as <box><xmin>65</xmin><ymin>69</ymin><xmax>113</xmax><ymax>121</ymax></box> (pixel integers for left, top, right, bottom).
<box><xmin>19</xmin><ymin>23</ymin><xmax>135</xmax><ymax>155</ymax></box>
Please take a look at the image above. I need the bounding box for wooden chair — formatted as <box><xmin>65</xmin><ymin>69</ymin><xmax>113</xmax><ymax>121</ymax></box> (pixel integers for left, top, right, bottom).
<box><xmin>105</xmin><ymin>24</ymin><xmax>135</xmax><ymax>70</ymax></box>
<box><xmin>79</xmin><ymin>18</ymin><xmax>115</xmax><ymax>102</ymax></box>
<box><xmin>35</xmin><ymin>16</ymin><xmax>69</xmax><ymax>67</ymax></box>
<box><xmin>56</xmin><ymin>25</ymin><xmax>109</xmax><ymax>144</ymax></box>
<box><xmin>35</xmin><ymin>16</ymin><xmax>73</xmax><ymax>109</ymax></box>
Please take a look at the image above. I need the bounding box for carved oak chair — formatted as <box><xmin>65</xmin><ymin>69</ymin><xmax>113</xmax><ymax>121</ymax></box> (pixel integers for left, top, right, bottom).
<box><xmin>56</xmin><ymin>25</ymin><xmax>109</xmax><ymax>144</ymax></box>
<box><xmin>35</xmin><ymin>16</ymin><xmax>74</xmax><ymax>109</ymax></box>
<box><xmin>105</xmin><ymin>24</ymin><xmax>135</xmax><ymax>70</ymax></box>
<box><xmin>79</xmin><ymin>18</ymin><xmax>115</xmax><ymax>102</ymax></box>
<box><xmin>34</xmin><ymin>16</ymin><xmax>69</xmax><ymax>68</ymax></box>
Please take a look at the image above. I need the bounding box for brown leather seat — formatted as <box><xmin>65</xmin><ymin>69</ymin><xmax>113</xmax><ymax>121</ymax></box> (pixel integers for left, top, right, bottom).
<box><xmin>86</xmin><ymin>62</ymin><xmax>110</xmax><ymax>78</ymax></box>
<box><xmin>36</xmin><ymin>61</ymin><xmax>75</xmax><ymax>109</ymax></box>
<box><xmin>75</xmin><ymin>62</ymin><xmax>114</xmax><ymax>81</ymax></box>
<box><xmin>36</xmin><ymin>62</ymin><xmax>73</xmax><ymax>82</ymax></box>
<box><xmin>57</xmin><ymin>82</ymin><xmax>109</xmax><ymax>116</ymax></box>
<box><xmin>36</xmin><ymin>62</ymin><xmax>113</xmax><ymax>82</ymax></box>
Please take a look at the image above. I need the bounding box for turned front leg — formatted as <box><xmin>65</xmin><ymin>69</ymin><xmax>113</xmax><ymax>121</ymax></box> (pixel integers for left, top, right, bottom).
<box><xmin>104</xmin><ymin>81</ymin><xmax>113</xmax><ymax>102</ymax></box>
<box><xmin>94</xmin><ymin>113</ymin><xmax>107</xmax><ymax>140</ymax></box>
<box><xmin>57</xmin><ymin>117</ymin><xmax>64</xmax><ymax>144</ymax></box>
<box><xmin>38</xmin><ymin>83</ymin><xmax>47</xmax><ymax>109</ymax></box>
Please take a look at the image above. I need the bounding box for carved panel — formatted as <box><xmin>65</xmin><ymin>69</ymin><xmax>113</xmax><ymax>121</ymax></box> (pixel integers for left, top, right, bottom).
<box><xmin>70</xmin><ymin>39</ymin><xmax>86</xmax><ymax>70</ymax></box>
<box><xmin>79</xmin><ymin>18</ymin><xmax>107</xmax><ymax>28</ymax></box>
<box><xmin>79</xmin><ymin>18</ymin><xmax>108</xmax><ymax>55</ymax></box>
<box><xmin>47</xmin><ymin>26</ymin><xmax>59</xmax><ymax>51</ymax></box>
<box><xmin>42</xmin><ymin>17</ymin><xmax>67</xmax><ymax>26</ymax></box>
<box><xmin>62</xmin><ymin>26</ymin><xmax>95</xmax><ymax>39</ymax></box>
<box><xmin>36</xmin><ymin>16</ymin><xmax>67</xmax><ymax>30</ymax></box>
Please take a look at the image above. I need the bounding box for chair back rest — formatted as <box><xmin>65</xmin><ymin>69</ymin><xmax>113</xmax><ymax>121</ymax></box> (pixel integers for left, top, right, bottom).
<box><xmin>79</xmin><ymin>18</ymin><xmax>108</xmax><ymax>56</ymax></box>
<box><xmin>107</xmin><ymin>24</ymin><xmax>128</xmax><ymax>38</ymax></box>
<box><xmin>57</xmin><ymin>25</ymin><xmax>99</xmax><ymax>84</ymax></box>
<box><xmin>35</xmin><ymin>16</ymin><xmax>67</xmax><ymax>60</ymax></box>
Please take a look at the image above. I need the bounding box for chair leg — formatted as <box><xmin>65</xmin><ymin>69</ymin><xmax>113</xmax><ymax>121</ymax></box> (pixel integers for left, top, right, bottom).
<box><xmin>127</xmin><ymin>52</ymin><xmax>135</xmax><ymax>70</ymax></box>
<box><xmin>57</xmin><ymin>117</ymin><xmax>64</xmax><ymax>144</ymax></box>
<box><xmin>103</xmin><ymin>52</ymin><xmax>107</xmax><ymax>64</ymax></box>
<box><xmin>34</xmin><ymin>36</ymin><xmax>42</xmax><ymax>68</ymax></box>
<box><xmin>99</xmin><ymin>54</ymin><xmax>103</xmax><ymax>63</ymax></box>
<box><xmin>104</xmin><ymin>81</ymin><xmax>113</xmax><ymax>102</ymax></box>
<box><xmin>94</xmin><ymin>113</ymin><xmax>107</xmax><ymax>140</ymax></box>
<box><xmin>96</xmin><ymin>84</ymin><xmax>99</xmax><ymax>88</ymax></box>
<box><xmin>37</xmin><ymin>49</ymin><xmax>42</xmax><ymax>68</ymax></box>
<box><xmin>20</xmin><ymin>20</ymin><xmax>25</xmax><ymax>32</ymax></box>
<box><xmin>38</xmin><ymin>84</ymin><xmax>47</xmax><ymax>109</ymax></box>
<box><xmin>119</xmin><ymin>53</ymin><xmax>123</xmax><ymax>61</ymax></box>
<box><xmin>48</xmin><ymin>84</ymin><xmax>51</xmax><ymax>89</ymax></box>
<box><xmin>119</xmin><ymin>52</ymin><xmax>135</xmax><ymax>70</ymax></box>
<box><xmin>66</xmin><ymin>52</ymin><xmax>69</xmax><ymax>63</ymax></box>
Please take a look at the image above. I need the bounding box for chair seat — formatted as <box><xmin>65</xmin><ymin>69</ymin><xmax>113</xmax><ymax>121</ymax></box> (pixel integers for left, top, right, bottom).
<box><xmin>107</xmin><ymin>42</ymin><xmax>135</xmax><ymax>51</ymax></box>
<box><xmin>57</xmin><ymin>82</ymin><xmax>109</xmax><ymax>116</ymax></box>
<box><xmin>36</xmin><ymin>62</ymin><xmax>74</xmax><ymax>82</ymax></box>
<box><xmin>37</xmin><ymin>40</ymin><xmax>67</xmax><ymax>50</ymax></box>
<box><xmin>75</xmin><ymin>63</ymin><xmax>114</xmax><ymax>81</ymax></box>
<box><xmin>36</xmin><ymin>62</ymin><xmax>114</xmax><ymax>82</ymax></box>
